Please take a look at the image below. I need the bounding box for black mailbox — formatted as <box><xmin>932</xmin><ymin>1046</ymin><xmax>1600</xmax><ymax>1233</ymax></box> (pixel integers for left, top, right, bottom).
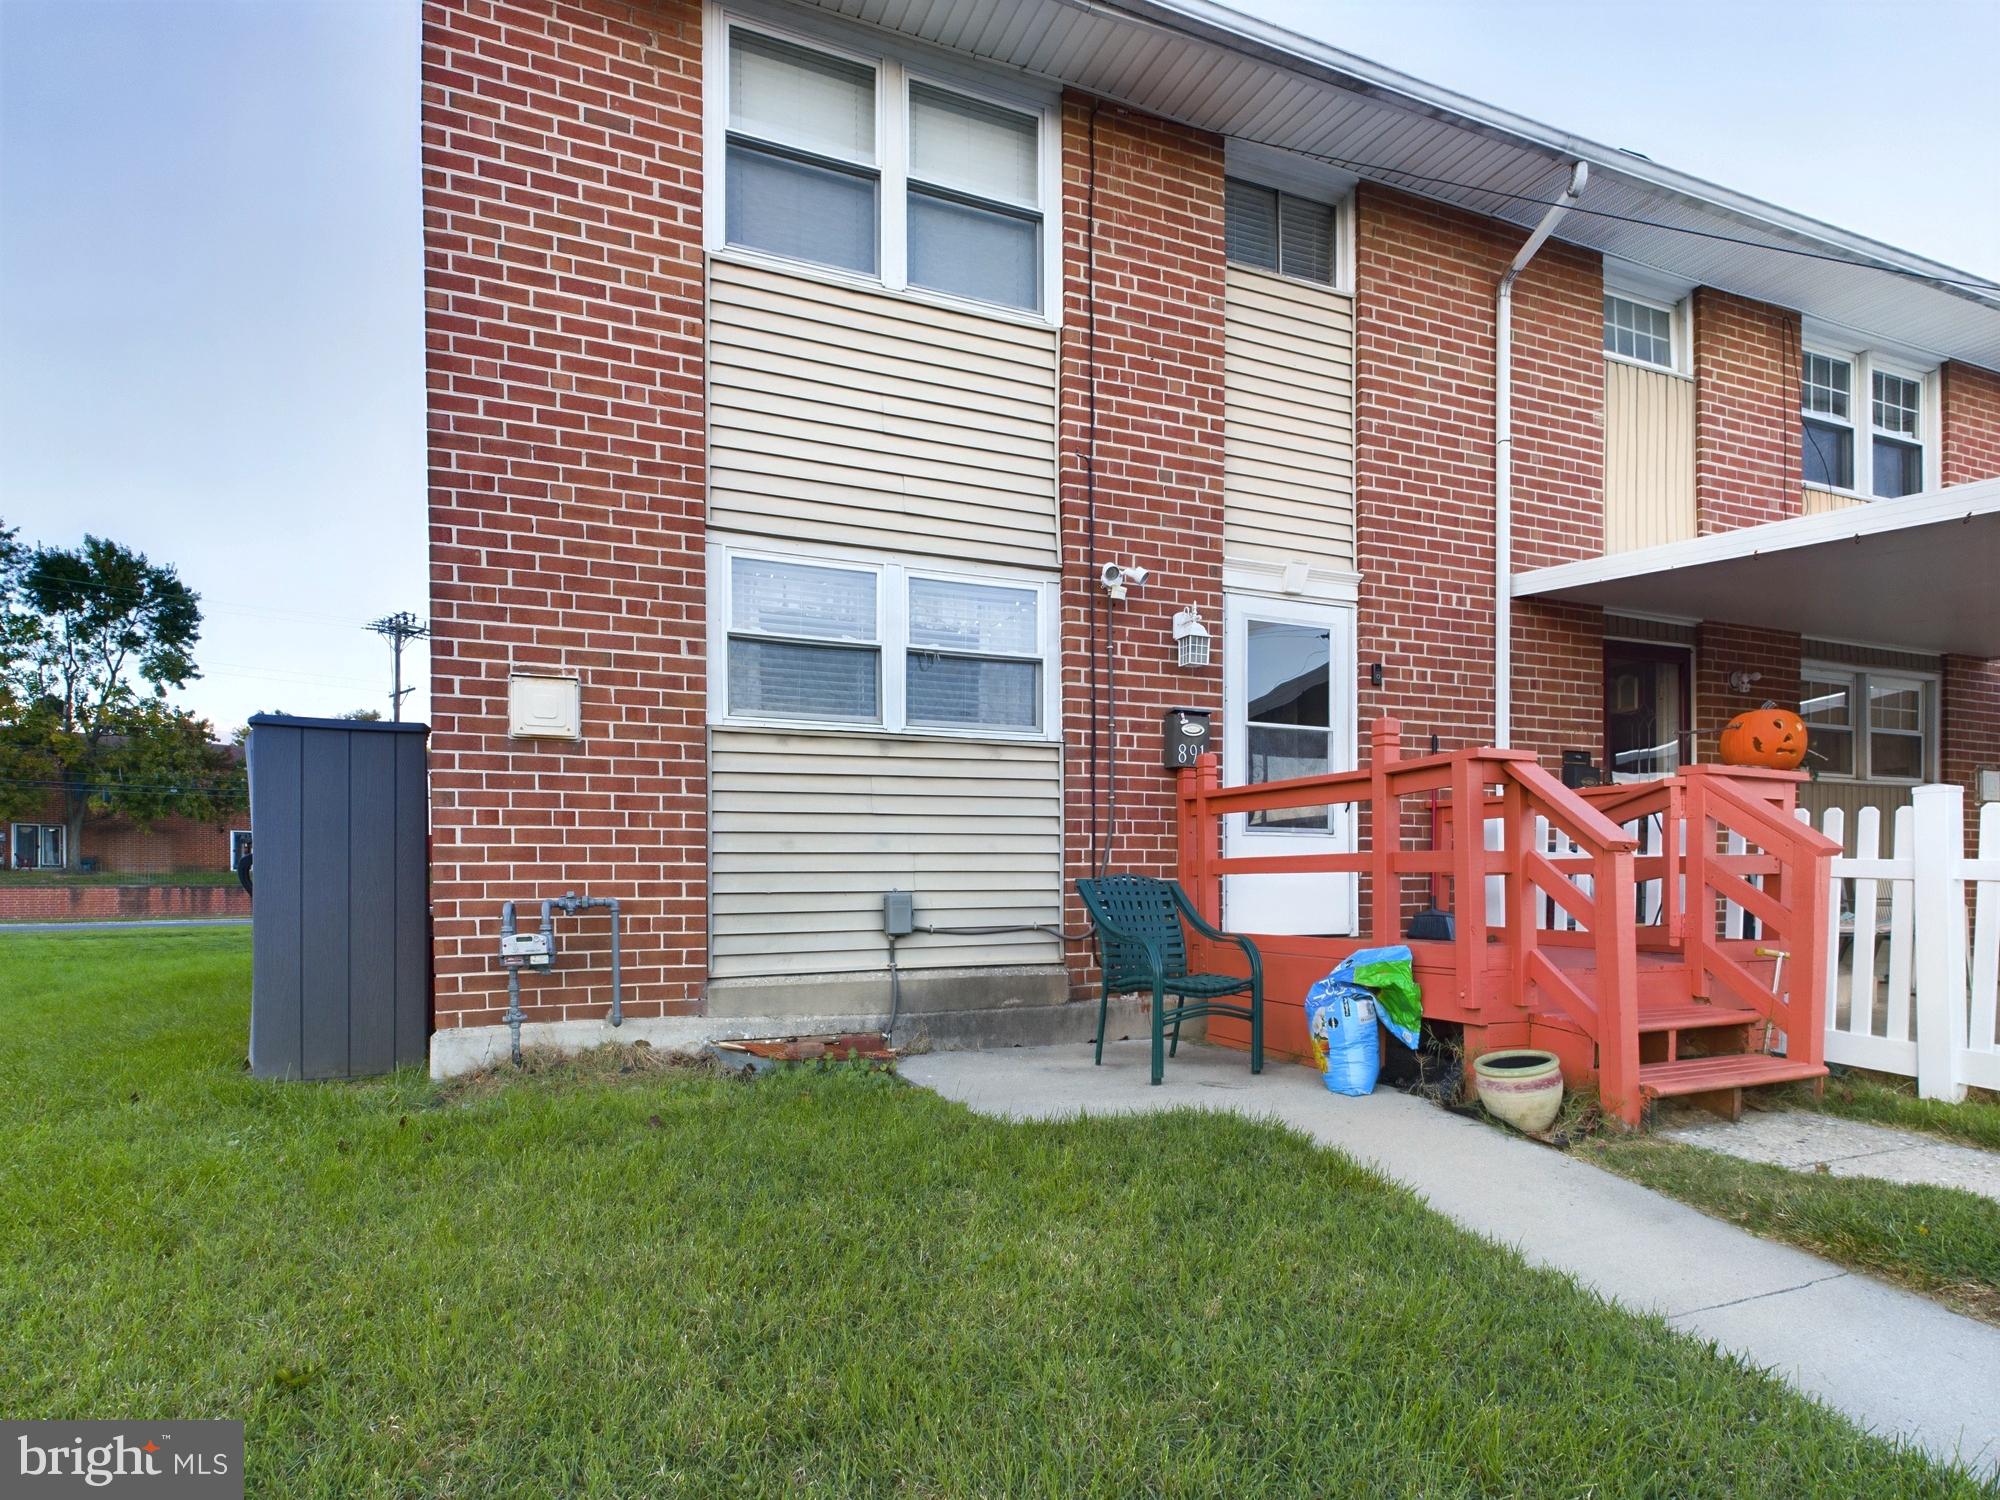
<box><xmin>1560</xmin><ymin>749</ymin><xmax>1604</xmax><ymax>789</ymax></box>
<box><xmin>1162</xmin><ymin>708</ymin><xmax>1214</xmax><ymax>768</ymax></box>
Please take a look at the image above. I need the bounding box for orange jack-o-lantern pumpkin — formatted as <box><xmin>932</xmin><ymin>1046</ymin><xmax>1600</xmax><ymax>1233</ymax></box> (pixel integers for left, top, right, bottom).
<box><xmin>1718</xmin><ymin>706</ymin><xmax>1809</xmax><ymax>770</ymax></box>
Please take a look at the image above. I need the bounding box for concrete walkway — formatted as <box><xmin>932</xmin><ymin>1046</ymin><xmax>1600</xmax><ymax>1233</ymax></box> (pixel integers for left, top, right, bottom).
<box><xmin>1661</xmin><ymin>1110</ymin><xmax>2000</xmax><ymax>1204</ymax></box>
<box><xmin>904</xmin><ymin>1039</ymin><xmax>2000</xmax><ymax>1477</ymax></box>
<box><xmin>0</xmin><ymin>917</ymin><xmax>250</xmax><ymax>934</ymax></box>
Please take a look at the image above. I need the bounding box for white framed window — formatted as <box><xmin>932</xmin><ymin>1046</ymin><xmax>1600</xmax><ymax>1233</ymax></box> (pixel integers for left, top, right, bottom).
<box><xmin>1800</xmin><ymin>665</ymin><xmax>1936</xmax><ymax>782</ymax></box>
<box><xmin>1224</xmin><ymin>178</ymin><xmax>1338</xmax><ymax>285</ymax></box>
<box><xmin>9</xmin><ymin>823</ymin><xmax>66</xmax><ymax>871</ymax></box>
<box><xmin>230</xmin><ymin>829</ymin><xmax>253</xmax><ymax>873</ymax></box>
<box><xmin>707</xmin><ymin>11</ymin><xmax>1058</xmax><ymax>319</ymax></box>
<box><xmin>1802</xmin><ymin>348</ymin><xmax>1932</xmax><ymax>499</ymax></box>
<box><xmin>1603</xmin><ymin>292</ymin><xmax>1678</xmax><ymax>372</ymax></box>
<box><xmin>710</xmin><ymin>544</ymin><xmax>1060</xmax><ymax>739</ymax></box>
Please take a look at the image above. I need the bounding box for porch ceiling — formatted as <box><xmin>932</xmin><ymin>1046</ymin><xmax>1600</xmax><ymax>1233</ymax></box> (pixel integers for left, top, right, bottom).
<box><xmin>1512</xmin><ymin>478</ymin><xmax>2000</xmax><ymax>659</ymax></box>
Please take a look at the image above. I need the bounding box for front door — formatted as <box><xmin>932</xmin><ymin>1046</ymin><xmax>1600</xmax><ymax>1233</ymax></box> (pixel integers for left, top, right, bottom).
<box><xmin>1604</xmin><ymin>641</ymin><xmax>1692</xmax><ymax>781</ymax></box>
<box><xmin>1221</xmin><ymin>595</ymin><xmax>1357</xmax><ymax>935</ymax></box>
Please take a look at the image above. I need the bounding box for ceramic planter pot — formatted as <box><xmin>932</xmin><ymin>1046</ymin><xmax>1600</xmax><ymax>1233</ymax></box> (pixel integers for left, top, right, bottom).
<box><xmin>1473</xmin><ymin>1049</ymin><xmax>1564</xmax><ymax>1133</ymax></box>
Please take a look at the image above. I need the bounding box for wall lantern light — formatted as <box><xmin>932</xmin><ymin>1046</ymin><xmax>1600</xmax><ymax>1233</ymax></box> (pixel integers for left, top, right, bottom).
<box><xmin>1172</xmin><ymin>606</ymin><xmax>1212</xmax><ymax>669</ymax></box>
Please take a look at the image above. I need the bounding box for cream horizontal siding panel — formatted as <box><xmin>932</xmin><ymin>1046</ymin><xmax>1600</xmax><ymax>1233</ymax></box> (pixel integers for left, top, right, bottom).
<box><xmin>709</xmin><ymin>729</ymin><xmax>1063</xmax><ymax>979</ymax></box>
<box><xmin>1603</xmin><ymin>361</ymin><xmax>1696</xmax><ymax>553</ymax></box>
<box><xmin>1223</xmin><ymin>266</ymin><xmax>1355</xmax><ymax>571</ymax></box>
<box><xmin>707</xmin><ymin>259</ymin><xmax>1060</xmax><ymax>569</ymax></box>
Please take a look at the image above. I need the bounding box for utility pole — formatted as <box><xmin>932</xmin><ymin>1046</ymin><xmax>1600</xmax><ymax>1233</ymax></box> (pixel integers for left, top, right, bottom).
<box><xmin>366</xmin><ymin>612</ymin><xmax>430</xmax><ymax>721</ymax></box>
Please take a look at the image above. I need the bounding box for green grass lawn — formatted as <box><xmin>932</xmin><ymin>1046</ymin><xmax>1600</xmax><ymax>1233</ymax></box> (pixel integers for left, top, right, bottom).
<box><xmin>1578</xmin><ymin>1134</ymin><xmax>2000</xmax><ymax>1325</ymax></box>
<box><xmin>3</xmin><ymin>930</ymin><xmax>1992</xmax><ymax>1497</ymax></box>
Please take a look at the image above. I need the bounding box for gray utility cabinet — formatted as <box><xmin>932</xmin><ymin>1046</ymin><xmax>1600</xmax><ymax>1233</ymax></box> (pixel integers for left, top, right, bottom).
<box><xmin>247</xmin><ymin>715</ymin><xmax>431</xmax><ymax>1079</ymax></box>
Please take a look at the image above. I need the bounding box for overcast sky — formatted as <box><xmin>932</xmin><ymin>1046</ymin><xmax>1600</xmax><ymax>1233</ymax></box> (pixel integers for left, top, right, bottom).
<box><xmin>3</xmin><ymin>0</ymin><xmax>1996</xmax><ymax>735</ymax></box>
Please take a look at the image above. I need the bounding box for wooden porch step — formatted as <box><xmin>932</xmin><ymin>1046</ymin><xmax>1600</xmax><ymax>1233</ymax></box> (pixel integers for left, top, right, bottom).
<box><xmin>1638</xmin><ymin>1054</ymin><xmax>1826</xmax><ymax>1100</ymax></box>
<box><xmin>1635</xmin><ymin>999</ymin><xmax>1762</xmax><ymax>1034</ymax></box>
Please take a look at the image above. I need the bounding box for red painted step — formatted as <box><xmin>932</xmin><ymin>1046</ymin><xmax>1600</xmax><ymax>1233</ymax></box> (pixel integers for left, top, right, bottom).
<box><xmin>1635</xmin><ymin>998</ymin><xmax>1763</xmax><ymax>1034</ymax></box>
<box><xmin>1638</xmin><ymin>1053</ymin><xmax>1826</xmax><ymax>1099</ymax></box>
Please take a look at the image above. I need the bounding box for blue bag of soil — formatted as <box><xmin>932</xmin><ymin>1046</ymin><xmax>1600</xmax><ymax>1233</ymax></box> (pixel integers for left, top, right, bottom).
<box><xmin>1304</xmin><ymin>946</ymin><xmax>1423</xmax><ymax>1097</ymax></box>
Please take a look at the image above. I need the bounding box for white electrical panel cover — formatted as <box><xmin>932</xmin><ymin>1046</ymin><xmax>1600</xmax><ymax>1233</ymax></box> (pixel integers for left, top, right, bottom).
<box><xmin>508</xmin><ymin>674</ymin><xmax>583</xmax><ymax>740</ymax></box>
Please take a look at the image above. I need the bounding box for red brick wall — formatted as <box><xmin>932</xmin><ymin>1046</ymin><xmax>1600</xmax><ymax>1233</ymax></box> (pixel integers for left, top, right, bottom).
<box><xmin>1693</xmin><ymin>288</ymin><xmax>1802</xmax><ymax>533</ymax></box>
<box><xmin>1353</xmin><ymin>184</ymin><xmax>1604</xmax><ymax>769</ymax></box>
<box><xmin>9</xmin><ymin>791</ymin><xmax>247</xmax><ymax>874</ymax></box>
<box><xmin>1056</xmin><ymin>96</ymin><xmax>1227</xmax><ymax>994</ymax></box>
<box><xmin>0</xmin><ymin>885</ymin><xmax>249</xmax><ymax>922</ymax></box>
<box><xmin>1939</xmin><ymin>363</ymin><xmax>2000</xmax><ymax>847</ymax></box>
<box><xmin>1944</xmin><ymin>654</ymin><xmax>2000</xmax><ymax>846</ymax></box>
<box><xmin>1941</xmin><ymin>360</ymin><xmax>2000</xmax><ymax>486</ymax></box>
<box><xmin>84</xmin><ymin>815</ymin><xmax>248</xmax><ymax>874</ymax></box>
<box><xmin>423</xmin><ymin>0</ymin><xmax>707</xmax><ymax>1034</ymax></box>
<box><xmin>1693</xmin><ymin>621</ymin><xmax>1803</xmax><ymax>763</ymax></box>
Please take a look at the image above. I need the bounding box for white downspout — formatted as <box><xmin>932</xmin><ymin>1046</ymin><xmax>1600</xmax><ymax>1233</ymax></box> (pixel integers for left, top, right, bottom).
<box><xmin>1494</xmin><ymin>160</ymin><xmax>1588</xmax><ymax>749</ymax></box>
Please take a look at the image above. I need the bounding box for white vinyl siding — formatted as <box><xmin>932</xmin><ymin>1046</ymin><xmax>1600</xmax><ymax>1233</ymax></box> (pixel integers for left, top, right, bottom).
<box><xmin>708</xmin><ymin>728</ymin><xmax>1063</xmax><ymax>978</ymax></box>
<box><xmin>1222</xmin><ymin>265</ymin><xmax>1355</xmax><ymax>571</ymax></box>
<box><xmin>707</xmin><ymin>259</ymin><xmax>1059</xmax><ymax>569</ymax></box>
<box><xmin>1602</xmin><ymin>359</ymin><xmax>1696</xmax><ymax>552</ymax></box>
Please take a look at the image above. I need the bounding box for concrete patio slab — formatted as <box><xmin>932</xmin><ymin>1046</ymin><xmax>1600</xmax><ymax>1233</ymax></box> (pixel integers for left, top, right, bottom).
<box><xmin>1660</xmin><ymin>1110</ymin><xmax>2000</xmax><ymax>1204</ymax></box>
<box><xmin>903</xmin><ymin>1038</ymin><xmax>2000</xmax><ymax>1477</ymax></box>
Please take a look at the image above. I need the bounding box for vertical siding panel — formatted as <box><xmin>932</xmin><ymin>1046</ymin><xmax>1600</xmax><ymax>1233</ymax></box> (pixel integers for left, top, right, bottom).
<box><xmin>1603</xmin><ymin>361</ymin><xmax>1696</xmax><ymax>552</ymax></box>
<box><xmin>1222</xmin><ymin>266</ymin><xmax>1355</xmax><ymax>572</ymax></box>
<box><xmin>706</xmin><ymin>260</ymin><xmax>1059</xmax><ymax>568</ymax></box>
<box><xmin>708</xmin><ymin>729</ymin><xmax>1063</xmax><ymax>978</ymax></box>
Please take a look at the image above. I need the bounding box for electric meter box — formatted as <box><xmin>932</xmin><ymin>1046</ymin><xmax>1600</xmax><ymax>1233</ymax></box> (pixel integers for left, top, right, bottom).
<box><xmin>509</xmin><ymin>673</ymin><xmax>583</xmax><ymax>740</ymax></box>
<box><xmin>1161</xmin><ymin>708</ymin><xmax>1214</xmax><ymax>768</ymax></box>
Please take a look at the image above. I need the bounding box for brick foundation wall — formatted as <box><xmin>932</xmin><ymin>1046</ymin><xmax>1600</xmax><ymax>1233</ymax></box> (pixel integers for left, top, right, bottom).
<box><xmin>0</xmin><ymin>884</ymin><xmax>250</xmax><ymax>922</ymax></box>
<box><xmin>423</xmin><ymin>0</ymin><xmax>707</xmax><ymax>1034</ymax></box>
<box><xmin>1693</xmin><ymin>621</ymin><xmax>1803</xmax><ymax>764</ymax></box>
<box><xmin>1353</xmin><ymin>184</ymin><xmax>1605</xmax><ymax>770</ymax></box>
<box><xmin>1693</xmin><ymin>288</ymin><xmax>1802</xmax><ymax>533</ymax></box>
<box><xmin>1057</xmin><ymin>96</ymin><xmax>1228</xmax><ymax>996</ymax></box>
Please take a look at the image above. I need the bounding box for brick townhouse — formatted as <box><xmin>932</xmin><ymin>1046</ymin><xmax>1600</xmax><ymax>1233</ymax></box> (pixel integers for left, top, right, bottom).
<box><xmin>421</xmin><ymin>0</ymin><xmax>2000</xmax><ymax>1057</ymax></box>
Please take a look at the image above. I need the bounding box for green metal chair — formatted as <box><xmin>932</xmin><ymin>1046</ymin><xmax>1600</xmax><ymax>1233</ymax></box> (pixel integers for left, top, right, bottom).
<box><xmin>1076</xmin><ymin>875</ymin><xmax>1264</xmax><ymax>1085</ymax></box>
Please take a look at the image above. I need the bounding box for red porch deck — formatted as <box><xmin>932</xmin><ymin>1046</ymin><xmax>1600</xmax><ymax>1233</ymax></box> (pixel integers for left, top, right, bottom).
<box><xmin>1177</xmin><ymin>719</ymin><xmax>1841</xmax><ymax>1125</ymax></box>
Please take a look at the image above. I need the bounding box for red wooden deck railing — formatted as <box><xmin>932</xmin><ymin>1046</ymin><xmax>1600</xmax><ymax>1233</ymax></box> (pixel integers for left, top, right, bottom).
<box><xmin>1174</xmin><ymin>717</ymin><xmax>1839</xmax><ymax>1126</ymax></box>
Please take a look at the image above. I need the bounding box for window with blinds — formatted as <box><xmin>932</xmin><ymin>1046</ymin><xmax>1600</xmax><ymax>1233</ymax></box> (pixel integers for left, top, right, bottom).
<box><xmin>718</xmin><ymin>23</ymin><xmax>1050</xmax><ymax>314</ymax></box>
<box><xmin>717</xmin><ymin>549</ymin><xmax>1056</xmax><ymax>738</ymax></box>
<box><xmin>1224</xmin><ymin>178</ymin><xmax>1336</xmax><ymax>284</ymax></box>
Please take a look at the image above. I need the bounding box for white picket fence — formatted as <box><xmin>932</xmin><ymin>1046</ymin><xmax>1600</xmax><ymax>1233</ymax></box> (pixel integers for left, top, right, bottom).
<box><xmin>1801</xmin><ymin>784</ymin><xmax>2000</xmax><ymax>1100</ymax></box>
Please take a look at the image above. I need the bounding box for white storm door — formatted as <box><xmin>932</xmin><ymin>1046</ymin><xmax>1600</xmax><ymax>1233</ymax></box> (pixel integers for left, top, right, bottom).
<box><xmin>1221</xmin><ymin>595</ymin><xmax>1357</xmax><ymax>936</ymax></box>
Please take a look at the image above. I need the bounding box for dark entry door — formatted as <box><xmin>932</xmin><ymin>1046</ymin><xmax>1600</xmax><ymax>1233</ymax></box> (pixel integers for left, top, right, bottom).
<box><xmin>1604</xmin><ymin>641</ymin><xmax>1692</xmax><ymax>781</ymax></box>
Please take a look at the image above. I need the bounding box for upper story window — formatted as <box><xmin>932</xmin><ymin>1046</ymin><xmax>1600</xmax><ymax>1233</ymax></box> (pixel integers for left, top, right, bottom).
<box><xmin>715</xmin><ymin>20</ymin><xmax>1053</xmax><ymax>316</ymax></box>
<box><xmin>1801</xmin><ymin>348</ymin><xmax>1931</xmax><ymax>499</ymax></box>
<box><xmin>1224</xmin><ymin>178</ymin><xmax>1336</xmax><ymax>284</ymax></box>
<box><xmin>1603</xmin><ymin>293</ymin><xmax>1676</xmax><ymax>370</ymax></box>
<box><xmin>715</xmin><ymin>547</ymin><xmax>1058</xmax><ymax>739</ymax></box>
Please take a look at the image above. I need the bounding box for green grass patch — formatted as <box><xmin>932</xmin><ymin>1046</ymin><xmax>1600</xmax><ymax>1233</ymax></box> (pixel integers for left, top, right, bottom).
<box><xmin>0</xmin><ymin>868</ymin><xmax>239</xmax><ymax>887</ymax></box>
<box><xmin>1579</xmin><ymin>1134</ymin><xmax>2000</xmax><ymax>1325</ymax></box>
<box><xmin>1763</xmin><ymin>1071</ymin><xmax>2000</xmax><ymax>1154</ymax></box>
<box><xmin>2</xmin><ymin>930</ymin><xmax>1992</xmax><ymax>1497</ymax></box>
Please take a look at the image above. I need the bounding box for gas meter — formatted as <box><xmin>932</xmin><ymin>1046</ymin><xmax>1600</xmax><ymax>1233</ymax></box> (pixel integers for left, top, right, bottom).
<box><xmin>499</xmin><ymin>930</ymin><xmax>555</xmax><ymax>969</ymax></box>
